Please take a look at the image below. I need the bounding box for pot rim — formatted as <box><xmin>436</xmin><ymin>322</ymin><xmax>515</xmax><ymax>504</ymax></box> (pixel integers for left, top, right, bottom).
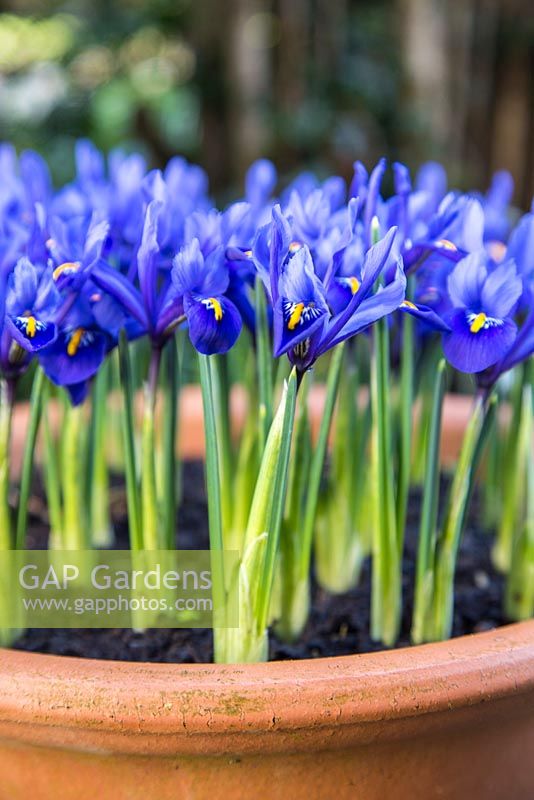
<box><xmin>1</xmin><ymin>620</ymin><xmax>533</xmax><ymax>756</ymax></box>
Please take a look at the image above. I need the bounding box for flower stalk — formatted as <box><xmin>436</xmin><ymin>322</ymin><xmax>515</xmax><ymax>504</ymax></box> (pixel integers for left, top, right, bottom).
<box><xmin>88</xmin><ymin>361</ymin><xmax>112</xmax><ymax>548</ymax></box>
<box><xmin>370</xmin><ymin>316</ymin><xmax>401</xmax><ymax>646</ymax></box>
<box><xmin>411</xmin><ymin>359</ymin><xmax>446</xmax><ymax>644</ymax></box>
<box><xmin>60</xmin><ymin>400</ymin><xmax>89</xmax><ymax>550</ymax></box>
<box><xmin>505</xmin><ymin>377</ymin><xmax>534</xmax><ymax>620</ymax></box>
<box><xmin>0</xmin><ymin>379</ymin><xmax>14</xmax><ymax>551</ymax></box>
<box><xmin>430</xmin><ymin>393</ymin><xmax>497</xmax><ymax>641</ymax></box>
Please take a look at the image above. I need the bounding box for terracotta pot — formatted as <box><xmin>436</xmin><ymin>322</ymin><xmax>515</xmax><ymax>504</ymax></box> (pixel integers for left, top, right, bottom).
<box><xmin>0</xmin><ymin>393</ymin><xmax>533</xmax><ymax>800</ymax></box>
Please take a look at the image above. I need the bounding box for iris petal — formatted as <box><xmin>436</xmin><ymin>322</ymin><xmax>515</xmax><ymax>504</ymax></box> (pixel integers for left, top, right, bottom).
<box><xmin>326</xmin><ymin>259</ymin><xmax>406</xmax><ymax>349</ymax></box>
<box><xmin>327</xmin><ymin>276</ymin><xmax>361</xmax><ymax>315</ymax></box>
<box><xmin>11</xmin><ymin>257</ymin><xmax>38</xmax><ymax>310</ymax></box>
<box><xmin>398</xmin><ymin>301</ymin><xmax>451</xmax><ymax>332</ymax></box>
<box><xmin>66</xmin><ymin>381</ymin><xmax>90</xmax><ymax>407</ymax></box>
<box><xmin>184</xmin><ymin>294</ymin><xmax>242</xmax><ymax>355</ymax></box>
<box><xmin>442</xmin><ymin>308</ymin><xmax>517</xmax><ymax>373</ymax></box>
<box><xmin>273</xmin><ymin>245</ymin><xmax>329</xmax><ymax>357</ymax></box>
<box><xmin>480</xmin><ymin>259</ymin><xmax>522</xmax><ymax>319</ymax></box>
<box><xmin>447</xmin><ymin>252</ymin><xmax>488</xmax><ymax>309</ymax></box>
<box><xmin>38</xmin><ymin>330</ymin><xmax>108</xmax><ymax>386</ymax></box>
<box><xmin>6</xmin><ymin>315</ymin><xmax>57</xmax><ymax>352</ymax></box>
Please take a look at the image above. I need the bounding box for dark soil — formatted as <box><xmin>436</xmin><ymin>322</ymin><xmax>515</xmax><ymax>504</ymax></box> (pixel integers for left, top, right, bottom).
<box><xmin>13</xmin><ymin>462</ymin><xmax>506</xmax><ymax>663</ymax></box>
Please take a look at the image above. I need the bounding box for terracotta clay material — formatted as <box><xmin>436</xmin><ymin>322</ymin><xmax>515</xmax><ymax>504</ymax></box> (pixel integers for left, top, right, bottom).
<box><xmin>0</xmin><ymin>394</ymin><xmax>533</xmax><ymax>800</ymax></box>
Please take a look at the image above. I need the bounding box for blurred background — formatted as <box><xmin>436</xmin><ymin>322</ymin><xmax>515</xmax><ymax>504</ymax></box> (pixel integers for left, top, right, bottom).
<box><xmin>0</xmin><ymin>0</ymin><xmax>532</xmax><ymax>205</ymax></box>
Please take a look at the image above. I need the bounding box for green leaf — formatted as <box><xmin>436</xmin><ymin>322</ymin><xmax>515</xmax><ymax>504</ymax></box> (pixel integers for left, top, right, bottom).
<box><xmin>255</xmin><ymin>277</ymin><xmax>274</xmax><ymax>451</ymax></box>
<box><xmin>198</xmin><ymin>354</ymin><xmax>226</xmax><ymax>647</ymax></box>
<box><xmin>299</xmin><ymin>344</ymin><xmax>345</xmax><ymax>581</ymax></box>
<box><xmin>15</xmin><ymin>368</ymin><xmax>45</xmax><ymax>549</ymax></box>
<box><xmin>243</xmin><ymin>368</ymin><xmax>298</xmax><ymax>635</ymax></box>
<box><xmin>411</xmin><ymin>359</ymin><xmax>446</xmax><ymax>644</ymax></box>
<box><xmin>370</xmin><ymin>317</ymin><xmax>401</xmax><ymax>646</ymax></box>
<box><xmin>118</xmin><ymin>330</ymin><xmax>141</xmax><ymax>551</ymax></box>
<box><xmin>161</xmin><ymin>337</ymin><xmax>180</xmax><ymax>549</ymax></box>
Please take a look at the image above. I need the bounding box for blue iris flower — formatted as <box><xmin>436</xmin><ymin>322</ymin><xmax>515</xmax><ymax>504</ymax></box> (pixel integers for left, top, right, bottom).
<box><xmin>29</xmin><ymin>213</ymin><xmax>115</xmax><ymax>404</ymax></box>
<box><xmin>91</xmin><ymin>199</ymin><xmax>248</xmax><ymax>353</ymax></box>
<box><xmin>38</xmin><ymin>296</ymin><xmax>110</xmax><ymax>405</ymax></box>
<box><xmin>5</xmin><ymin>258</ymin><xmax>58</xmax><ymax>354</ymax></box>
<box><xmin>354</xmin><ymin>159</ymin><xmax>468</xmax><ymax>274</ymax></box>
<box><xmin>439</xmin><ymin>252</ymin><xmax>522</xmax><ymax>373</ymax></box>
<box><xmin>0</xmin><ymin>257</ymin><xmax>59</xmax><ymax>381</ymax></box>
<box><xmin>90</xmin><ymin>201</ymin><xmax>171</xmax><ymax>343</ymax></box>
<box><xmin>141</xmin><ymin>159</ymin><xmax>211</xmax><ymax>259</ymax></box>
<box><xmin>258</xmin><ymin>205</ymin><xmax>406</xmax><ymax>372</ymax></box>
<box><xmin>399</xmin><ymin>209</ymin><xmax>534</xmax><ymax>364</ymax></box>
<box><xmin>171</xmin><ymin>238</ymin><xmax>242</xmax><ymax>355</ymax></box>
<box><xmin>47</xmin><ymin>214</ymin><xmax>110</xmax><ymax>294</ymax></box>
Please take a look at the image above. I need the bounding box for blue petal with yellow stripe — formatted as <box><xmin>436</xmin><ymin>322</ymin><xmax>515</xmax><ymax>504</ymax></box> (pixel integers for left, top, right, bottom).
<box><xmin>183</xmin><ymin>294</ymin><xmax>242</xmax><ymax>355</ymax></box>
<box><xmin>273</xmin><ymin>244</ymin><xmax>329</xmax><ymax>358</ymax></box>
<box><xmin>6</xmin><ymin>314</ymin><xmax>57</xmax><ymax>352</ymax></box>
<box><xmin>38</xmin><ymin>327</ymin><xmax>108</xmax><ymax>387</ymax></box>
<box><xmin>443</xmin><ymin>308</ymin><xmax>517</xmax><ymax>373</ymax></box>
<box><xmin>439</xmin><ymin>252</ymin><xmax>522</xmax><ymax>373</ymax></box>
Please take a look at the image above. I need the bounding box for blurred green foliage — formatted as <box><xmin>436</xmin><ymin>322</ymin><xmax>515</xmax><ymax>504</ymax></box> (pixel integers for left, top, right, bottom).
<box><xmin>0</xmin><ymin>0</ymin><xmax>403</xmax><ymax>193</ymax></box>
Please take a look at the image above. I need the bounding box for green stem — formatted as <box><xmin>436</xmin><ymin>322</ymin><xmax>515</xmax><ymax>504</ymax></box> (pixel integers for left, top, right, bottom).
<box><xmin>370</xmin><ymin>317</ymin><xmax>400</xmax><ymax>646</ymax></box>
<box><xmin>223</xmin><ymin>369</ymin><xmax>297</xmax><ymax>662</ymax></box>
<box><xmin>118</xmin><ymin>331</ymin><xmax>141</xmax><ymax>551</ymax></box>
<box><xmin>141</xmin><ymin>346</ymin><xmax>162</xmax><ymax>550</ymax></box>
<box><xmin>431</xmin><ymin>393</ymin><xmax>496</xmax><ymax>640</ymax></box>
<box><xmin>275</xmin><ymin>374</ymin><xmax>311</xmax><ymax>639</ymax></box>
<box><xmin>42</xmin><ymin>382</ymin><xmax>62</xmax><ymax>547</ymax></box>
<box><xmin>396</xmin><ymin>310</ymin><xmax>414</xmax><ymax>539</ymax></box>
<box><xmin>255</xmin><ymin>278</ymin><xmax>273</xmax><ymax>451</ymax></box>
<box><xmin>61</xmin><ymin>401</ymin><xmax>88</xmax><ymax>550</ymax></box>
<box><xmin>278</xmin><ymin>346</ymin><xmax>345</xmax><ymax>641</ymax></box>
<box><xmin>0</xmin><ymin>379</ymin><xmax>14</xmax><ymax>551</ymax></box>
<box><xmin>161</xmin><ymin>337</ymin><xmax>179</xmax><ymax>549</ymax></box>
<box><xmin>88</xmin><ymin>361</ymin><xmax>112</xmax><ymax>548</ymax></box>
<box><xmin>300</xmin><ymin>346</ymin><xmax>345</xmax><ymax>578</ymax></box>
<box><xmin>505</xmin><ymin>379</ymin><xmax>534</xmax><ymax>620</ymax></box>
<box><xmin>198</xmin><ymin>355</ymin><xmax>226</xmax><ymax>661</ymax></box>
<box><xmin>256</xmin><ymin>369</ymin><xmax>298</xmax><ymax>633</ymax></box>
<box><xmin>230</xmin><ymin>400</ymin><xmax>259</xmax><ymax>554</ymax></box>
<box><xmin>481</xmin><ymin>409</ymin><xmax>500</xmax><ymax>529</ymax></box>
<box><xmin>493</xmin><ymin>367</ymin><xmax>524</xmax><ymax>572</ymax></box>
<box><xmin>16</xmin><ymin>368</ymin><xmax>45</xmax><ymax>549</ymax></box>
<box><xmin>411</xmin><ymin>359</ymin><xmax>446</xmax><ymax>644</ymax></box>
<box><xmin>412</xmin><ymin>341</ymin><xmax>441</xmax><ymax>484</ymax></box>
<box><xmin>314</xmin><ymin>358</ymin><xmax>358</xmax><ymax>594</ymax></box>
<box><xmin>211</xmin><ymin>355</ymin><xmax>234</xmax><ymax>540</ymax></box>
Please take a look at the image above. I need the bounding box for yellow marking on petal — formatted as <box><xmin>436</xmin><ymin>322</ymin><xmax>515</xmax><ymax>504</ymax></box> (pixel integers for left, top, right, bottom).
<box><xmin>348</xmin><ymin>276</ymin><xmax>360</xmax><ymax>294</ymax></box>
<box><xmin>402</xmin><ymin>300</ymin><xmax>417</xmax><ymax>310</ymax></box>
<box><xmin>287</xmin><ymin>302</ymin><xmax>305</xmax><ymax>330</ymax></box>
<box><xmin>436</xmin><ymin>239</ymin><xmax>457</xmax><ymax>251</ymax></box>
<box><xmin>53</xmin><ymin>262</ymin><xmax>80</xmax><ymax>282</ymax></box>
<box><xmin>67</xmin><ymin>328</ymin><xmax>84</xmax><ymax>357</ymax></box>
<box><xmin>26</xmin><ymin>316</ymin><xmax>37</xmax><ymax>338</ymax></box>
<box><xmin>289</xmin><ymin>241</ymin><xmax>302</xmax><ymax>253</ymax></box>
<box><xmin>244</xmin><ymin>249</ymin><xmax>252</xmax><ymax>257</ymax></box>
<box><xmin>470</xmin><ymin>312</ymin><xmax>487</xmax><ymax>334</ymax></box>
<box><xmin>208</xmin><ymin>297</ymin><xmax>223</xmax><ymax>322</ymax></box>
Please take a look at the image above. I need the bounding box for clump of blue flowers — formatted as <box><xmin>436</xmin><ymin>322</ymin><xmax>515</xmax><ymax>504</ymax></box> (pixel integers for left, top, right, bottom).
<box><xmin>0</xmin><ymin>141</ymin><xmax>532</xmax><ymax>660</ymax></box>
